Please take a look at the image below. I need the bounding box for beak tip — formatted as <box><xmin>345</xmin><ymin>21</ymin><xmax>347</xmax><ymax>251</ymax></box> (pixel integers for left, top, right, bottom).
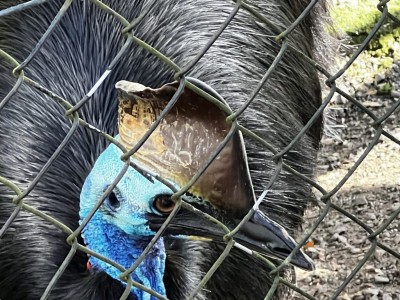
<box><xmin>291</xmin><ymin>249</ymin><xmax>315</xmax><ymax>271</ymax></box>
<box><xmin>236</xmin><ymin>211</ymin><xmax>318</xmax><ymax>271</ymax></box>
<box><xmin>300</xmin><ymin>257</ymin><xmax>315</xmax><ymax>271</ymax></box>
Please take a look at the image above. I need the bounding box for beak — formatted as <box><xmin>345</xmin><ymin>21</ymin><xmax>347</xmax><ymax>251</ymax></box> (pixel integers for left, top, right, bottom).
<box><xmin>147</xmin><ymin>208</ymin><xmax>314</xmax><ymax>271</ymax></box>
<box><xmin>233</xmin><ymin>210</ymin><xmax>315</xmax><ymax>271</ymax></box>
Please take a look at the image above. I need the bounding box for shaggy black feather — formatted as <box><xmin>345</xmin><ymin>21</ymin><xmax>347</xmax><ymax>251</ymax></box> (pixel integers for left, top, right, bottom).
<box><xmin>0</xmin><ymin>0</ymin><xmax>325</xmax><ymax>299</ymax></box>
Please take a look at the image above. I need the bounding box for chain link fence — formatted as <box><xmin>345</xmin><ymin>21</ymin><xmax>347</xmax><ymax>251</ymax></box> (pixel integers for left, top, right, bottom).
<box><xmin>0</xmin><ymin>0</ymin><xmax>399</xmax><ymax>299</ymax></box>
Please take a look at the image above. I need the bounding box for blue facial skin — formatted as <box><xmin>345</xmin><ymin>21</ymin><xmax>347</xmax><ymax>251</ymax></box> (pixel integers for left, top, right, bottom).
<box><xmin>80</xmin><ymin>142</ymin><xmax>174</xmax><ymax>300</ymax></box>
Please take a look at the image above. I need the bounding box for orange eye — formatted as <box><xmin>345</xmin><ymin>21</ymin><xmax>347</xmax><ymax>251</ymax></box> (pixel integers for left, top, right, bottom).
<box><xmin>153</xmin><ymin>194</ymin><xmax>175</xmax><ymax>214</ymax></box>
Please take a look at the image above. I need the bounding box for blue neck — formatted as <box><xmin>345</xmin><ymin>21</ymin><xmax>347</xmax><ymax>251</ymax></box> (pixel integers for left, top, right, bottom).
<box><xmin>82</xmin><ymin>214</ymin><xmax>166</xmax><ymax>300</ymax></box>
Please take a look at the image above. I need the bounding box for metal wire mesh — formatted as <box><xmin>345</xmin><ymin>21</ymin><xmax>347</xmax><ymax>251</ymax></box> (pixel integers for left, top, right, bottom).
<box><xmin>0</xmin><ymin>0</ymin><xmax>399</xmax><ymax>299</ymax></box>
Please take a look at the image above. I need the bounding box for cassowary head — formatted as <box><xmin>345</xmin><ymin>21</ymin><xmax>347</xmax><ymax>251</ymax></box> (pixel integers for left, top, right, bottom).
<box><xmin>79</xmin><ymin>80</ymin><xmax>314</xmax><ymax>298</ymax></box>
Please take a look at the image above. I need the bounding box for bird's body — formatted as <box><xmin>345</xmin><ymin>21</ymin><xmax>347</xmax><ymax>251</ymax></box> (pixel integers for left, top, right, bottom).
<box><xmin>0</xmin><ymin>0</ymin><xmax>325</xmax><ymax>299</ymax></box>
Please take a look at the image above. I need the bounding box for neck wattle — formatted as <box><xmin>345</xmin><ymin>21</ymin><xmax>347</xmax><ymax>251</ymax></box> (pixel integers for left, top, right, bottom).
<box><xmin>82</xmin><ymin>215</ymin><xmax>167</xmax><ymax>300</ymax></box>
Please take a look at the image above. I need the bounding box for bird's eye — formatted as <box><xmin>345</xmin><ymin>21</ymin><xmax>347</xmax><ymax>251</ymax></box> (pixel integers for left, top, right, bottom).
<box><xmin>107</xmin><ymin>191</ymin><xmax>121</xmax><ymax>209</ymax></box>
<box><xmin>153</xmin><ymin>194</ymin><xmax>175</xmax><ymax>215</ymax></box>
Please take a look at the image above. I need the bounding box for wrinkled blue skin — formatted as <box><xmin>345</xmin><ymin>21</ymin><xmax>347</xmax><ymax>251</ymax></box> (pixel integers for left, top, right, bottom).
<box><xmin>80</xmin><ymin>141</ymin><xmax>174</xmax><ymax>300</ymax></box>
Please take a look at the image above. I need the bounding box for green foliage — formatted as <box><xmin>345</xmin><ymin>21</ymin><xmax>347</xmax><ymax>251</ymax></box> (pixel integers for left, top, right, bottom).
<box><xmin>372</xmin><ymin>28</ymin><xmax>400</xmax><ymax>59</ymax></box>
<box><xmin>331</xmin><ymin>0</ymin><xmax>400</xmax><ymax>86</ymax></box>
<box><xmin>378</xmin><ymin>82</ymin><xmax>393</xmax><ymax>94</ymax></box>
<box><xmin>331</xmin><ymin>1</ymin><xmax>380</xmax><ymax>36</ymax></box>
<box><xmin>332</xmin><ymin>0</ymin><xmax>400</xmax><ymax>57</ymax></box>
<box><xmin>331</xmin><ymin>0</ymin><xmax>400</xmax><ymax>37</ymax></box>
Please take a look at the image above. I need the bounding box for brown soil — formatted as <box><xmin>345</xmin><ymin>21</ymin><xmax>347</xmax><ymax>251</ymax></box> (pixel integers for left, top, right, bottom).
<box><xmin>294</xmin><ymin>61</ymin><xmax>400</xmax><ymax>299</ymax></box>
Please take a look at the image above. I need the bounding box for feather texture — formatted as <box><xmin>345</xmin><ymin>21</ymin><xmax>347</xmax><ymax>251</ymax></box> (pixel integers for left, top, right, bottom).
<box><xmin>0</xmin><ymin>0</ymin><xmax>325</xmax><ymax>299</ymax></box>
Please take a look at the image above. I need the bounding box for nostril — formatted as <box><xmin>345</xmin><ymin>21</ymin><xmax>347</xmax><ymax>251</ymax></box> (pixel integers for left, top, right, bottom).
<box><xmin>270</xmin><ymin>245</ymin><xmax>291</xmax><ymax>256</ymax></box>
<box><xmin>107</xmin><ymin>191</ymin><xmax>121</xmax><ymax>209</ymax></box>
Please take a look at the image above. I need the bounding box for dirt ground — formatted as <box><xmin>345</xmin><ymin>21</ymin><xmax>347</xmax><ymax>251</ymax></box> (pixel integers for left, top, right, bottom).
<box><xmin>294</xmin><ymin>60</ymin><xmax>400</xmax><ymax>299</ymax></box>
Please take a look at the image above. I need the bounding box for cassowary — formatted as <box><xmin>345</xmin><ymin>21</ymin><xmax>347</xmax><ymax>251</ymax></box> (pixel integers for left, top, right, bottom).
<box><xmin>0</xmin><ymin>0</ymin><xmax>324</xmax><ymax>299</ymax></box>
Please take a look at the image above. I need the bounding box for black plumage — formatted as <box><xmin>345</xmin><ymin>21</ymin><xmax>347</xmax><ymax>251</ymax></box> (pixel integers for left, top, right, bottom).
<box><xmin>0</xmin><ymin>0</ymin><xmax>325</xmax><ymax>299</ymax></box>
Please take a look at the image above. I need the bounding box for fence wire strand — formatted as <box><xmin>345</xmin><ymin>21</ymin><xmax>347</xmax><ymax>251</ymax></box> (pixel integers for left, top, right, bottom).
<box><xmin>0</xmin><ymin>0</ymin><xmax>399</xmax><ymax>299</ymax></box>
